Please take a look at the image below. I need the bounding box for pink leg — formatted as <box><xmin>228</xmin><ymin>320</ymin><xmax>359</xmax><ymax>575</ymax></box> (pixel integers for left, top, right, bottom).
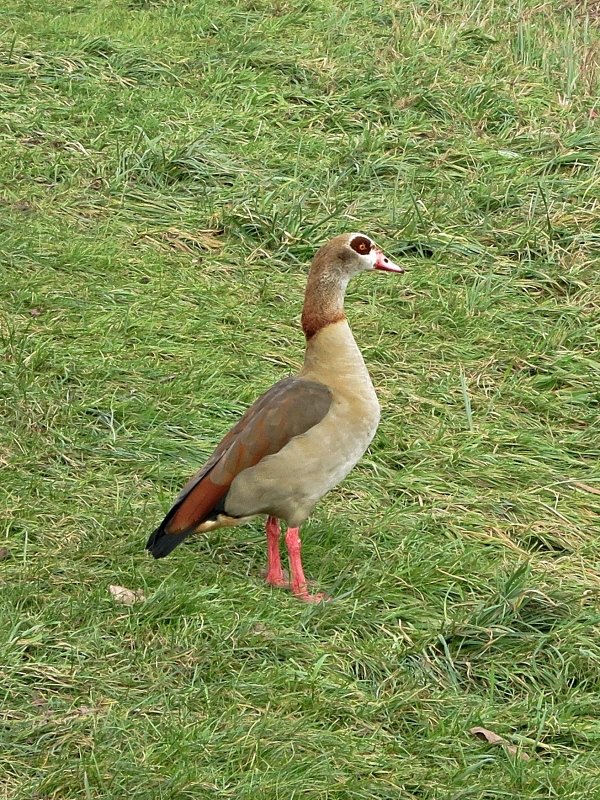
<box><xmin>285</xmin><ymin>526</ymin><xmax>328</xmax><ymax>603</ymax></box>
<box><xmin>264</xmin><ymin>516</ymin><xmax>287</xmax><ymax>588</ymax></box>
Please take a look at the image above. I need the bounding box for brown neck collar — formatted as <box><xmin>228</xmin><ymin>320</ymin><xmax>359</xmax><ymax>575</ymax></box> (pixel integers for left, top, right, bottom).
<box><xmin>301</xmin><ymin>263</ymin><xmax>349</xmax><ymax>341</ymax></box>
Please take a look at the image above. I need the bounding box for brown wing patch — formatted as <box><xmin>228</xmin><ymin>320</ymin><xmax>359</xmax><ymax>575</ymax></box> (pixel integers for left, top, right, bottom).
<box><xmin>168</xmin><ymin>475</ymin><xmax>227</xmax><ymax>532</ymax></box>
<box><xmin>210</xmin><ymin>381</ymin><xmax>331</xmax><ymax>487</ymax></box>
<box><xmin>162</xmin><ymin>378</ymin><xmax>332</xmax><ymax>536</ymax></box>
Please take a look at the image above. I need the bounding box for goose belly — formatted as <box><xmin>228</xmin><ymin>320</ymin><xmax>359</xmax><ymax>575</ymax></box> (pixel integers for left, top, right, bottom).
<box><xmin>224</xmin><ymin>393</ymin><xmax>380</xmax><ymax>526</ymax></box>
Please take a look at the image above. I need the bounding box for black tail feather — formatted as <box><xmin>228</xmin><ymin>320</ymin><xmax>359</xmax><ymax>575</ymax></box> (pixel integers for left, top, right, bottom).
<box><xmin>146</xmin><ymin>494</ymin><xmax>229</xmax><ymax>559</ymax></box>
<box><xmin>145</xmin><ymin>525</ymin><xmax>190</xmax><ymax>559</ymax></box>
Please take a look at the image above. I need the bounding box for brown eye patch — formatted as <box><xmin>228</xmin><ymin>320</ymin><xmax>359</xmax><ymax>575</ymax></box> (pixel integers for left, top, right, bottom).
<box><xmin>350</xmin><ymin>235</ymin><xmax>372</xmax><ymax>256</ymax></box>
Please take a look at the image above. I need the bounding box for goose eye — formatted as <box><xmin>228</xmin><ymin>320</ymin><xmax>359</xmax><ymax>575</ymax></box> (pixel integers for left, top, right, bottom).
<box><xmin>350</xmin><ymin>236</ymin><xmax>372</xmax><ymax>255</ymax></box>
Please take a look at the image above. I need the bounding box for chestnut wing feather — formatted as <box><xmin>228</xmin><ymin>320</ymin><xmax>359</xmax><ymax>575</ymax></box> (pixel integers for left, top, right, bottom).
<box><xmin>146</xmin><ymin>377</ymin><xmax>331</xmax><ymax>555</ymax></box>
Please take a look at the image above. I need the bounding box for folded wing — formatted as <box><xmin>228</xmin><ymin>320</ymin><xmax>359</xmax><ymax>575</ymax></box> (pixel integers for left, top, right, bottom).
<box><xmin>146</xmin><ymin>377</ymin><xmax>331</xmax><ymax>557</ymax></box>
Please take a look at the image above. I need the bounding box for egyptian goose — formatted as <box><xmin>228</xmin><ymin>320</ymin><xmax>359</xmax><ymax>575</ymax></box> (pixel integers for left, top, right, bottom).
<box><xmin>146</xmin><ymin>233</ymin><xmax>404</xmax><ymax>602</ymax></box>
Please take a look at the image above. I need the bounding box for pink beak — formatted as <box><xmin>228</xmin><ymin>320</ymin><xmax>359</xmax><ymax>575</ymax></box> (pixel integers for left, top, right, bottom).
<box><xmin>374</xmin><ymin>249</ymin><xmax>404</xmax><ymax>273</ymax></box>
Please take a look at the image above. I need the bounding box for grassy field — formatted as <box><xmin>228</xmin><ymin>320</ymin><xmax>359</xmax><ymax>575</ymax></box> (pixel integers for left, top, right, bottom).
<box><xmin>1</xmin><ymin>0</ymin><xmax>600</xmax><ymax>797</ymax></box>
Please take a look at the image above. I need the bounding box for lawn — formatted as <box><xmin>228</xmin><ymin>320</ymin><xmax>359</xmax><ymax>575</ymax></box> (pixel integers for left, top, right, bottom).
<box><xmin>1</xmin><ymin>0</ymin><xmax>599</xmax><ymax>797</ymax></box>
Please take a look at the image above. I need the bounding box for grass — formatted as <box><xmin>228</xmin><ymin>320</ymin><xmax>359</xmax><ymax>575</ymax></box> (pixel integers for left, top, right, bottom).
<box><xmin>1</xmin><ymin>0</ymin><xmax>599</xmax><ymax>796</ymax></box>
